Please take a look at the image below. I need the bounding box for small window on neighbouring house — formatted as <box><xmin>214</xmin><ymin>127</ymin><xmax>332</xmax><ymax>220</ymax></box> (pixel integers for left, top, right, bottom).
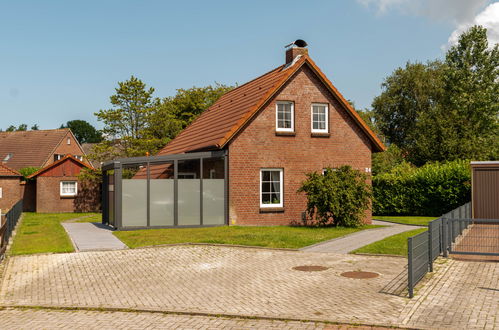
<box><xmin>3</xmin><ymin>153</ymin><xmax>13</xmax><ymax>162</ymax></box>
<box><xmin>311</xmin><ymin>104</ymin><xmax>328</xmax><ymax>133</ymax></box>
<box><xmin>74</xmin><ymin>155</ymin><xmax>83</xmax><ymax>161</ymax></box>
<box><xmin>67</xmin><ymin>137</ymin><xmax>71</xmax><ymax>145</ymax></box>
<box><xmin>54</xmin><ymin>154</ymin><xmax>64</xmax><ymax>161</ymax></box>
<box><xmin>0</xmin><ymin>187</ymin><xmax>3</xmax><ymax>199</ymax></box>
<box><xmin>260</xmin><ymin>169</ymin><xmax>283</xmax><ymax>208</ymax></box>
<box><xmin>60</xmin><ymin>181</ymin><xmax>77</xmax><ymax>196</ymax></box>
<box><xmin>276</xmin><ymin>102</ymin><xmax>294</xmax><ymax>132</ymax></box>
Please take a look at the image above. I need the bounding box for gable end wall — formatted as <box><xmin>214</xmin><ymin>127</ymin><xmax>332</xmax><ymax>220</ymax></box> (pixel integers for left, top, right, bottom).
<box><xmin>228</xmin><ymin>65</ymin><xmax>372</xmax><ymax>226</ymax></box>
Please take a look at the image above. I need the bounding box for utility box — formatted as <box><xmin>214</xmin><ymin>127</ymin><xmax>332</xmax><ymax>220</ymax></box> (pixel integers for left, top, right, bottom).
<box><xmin>471</xmin><ymin>161</ymin><xmax>499</xmax><ymax>219</ymax></box>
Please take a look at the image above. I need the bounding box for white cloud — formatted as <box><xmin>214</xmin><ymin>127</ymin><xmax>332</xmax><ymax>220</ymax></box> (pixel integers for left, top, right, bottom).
<box><xmin>357</xmin><ymin>0</ymin><xmax>498</xmax><ymax>48</ymax></box>
<box><xmin>447</xmin><ymin>2</ymin><xmax>499</xmax><ymax>47</ymax></box>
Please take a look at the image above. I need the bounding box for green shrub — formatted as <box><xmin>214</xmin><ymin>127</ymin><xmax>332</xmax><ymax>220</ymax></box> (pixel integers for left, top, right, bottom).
<box><xmin>373</xmin><ymin>160</ymin><xmax>471</xmax><ymax>216</ymax></box>
<box><xmin>298</xmin><ymin>166</ymin><xmax>372</xmax><ymax>227</ymax></box>
<box><xmin>19</xmin><ymin>167</ymin><xmax>40</xmax><ymax>181</ymax></box>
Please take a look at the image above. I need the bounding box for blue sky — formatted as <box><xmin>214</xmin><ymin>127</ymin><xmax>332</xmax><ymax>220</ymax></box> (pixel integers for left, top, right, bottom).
<box><xmin>1</xmin><ymin>0</ymin><xmax>497</xmax><ymax>130</ymax></box>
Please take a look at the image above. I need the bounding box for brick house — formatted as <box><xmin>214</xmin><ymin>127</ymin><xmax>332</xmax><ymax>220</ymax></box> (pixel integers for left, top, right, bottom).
<box><xmin>0</xmin><ymin>164</ymin><xmax>22</xmax><ymax>212</ymax></box>
<box><xmin>28</xmin><ymin>155</ymin><xmax>98</xmax><ymax>213</ymax></box>
<box><xmin>0</xmin><ymin>128</ymin><xmax>92</xmax><ymax>212</ymax></box>
<box><xmin>102</xmin><ymin>42</ymin><xmax>385</xmax><ymax>228</ymax></box>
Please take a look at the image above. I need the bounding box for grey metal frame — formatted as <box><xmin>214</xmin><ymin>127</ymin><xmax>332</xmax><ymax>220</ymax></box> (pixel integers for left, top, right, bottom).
<box><xmin>101</xmin><ymin>150</ymin><xmax>228</xmax><ymax>230</ymax></box>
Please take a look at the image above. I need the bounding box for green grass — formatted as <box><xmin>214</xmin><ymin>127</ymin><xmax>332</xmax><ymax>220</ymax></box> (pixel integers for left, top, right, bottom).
<box><xmin>10</xmin><ymin>212</ymin><xmax>101</xmax><ymax>255</ymax></box>
<box><xmin>352</xmin><ymin>228</ymin><xmax>428</xmax><ymax>256</ymax></box>
<box><xmin>114</xmin><ymin>225</ymin><xmax>381</xmax><ymax>249</ymax></box>
<box><xmin>74</xmin><ymin>214</ymin><xmax>102</xmax><ymax>223</ymax></box>
<box><xmin>373</xmin><ymin>216</ymin><xmax>438</xmax><ymax>226</ymax></box>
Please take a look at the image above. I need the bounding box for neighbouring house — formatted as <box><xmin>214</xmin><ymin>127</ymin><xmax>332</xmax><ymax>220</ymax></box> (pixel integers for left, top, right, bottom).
<box><xmin>27</xmin><ymin>155</ymin><xmax>99</xmax><ymax>213</ymax></box>
<box><xmin>101</xmin><ymin>41</ymin><xmax>385</xmax><ymax>229</ymax></box>
<box><xmin>0</xmin><ymin>128</ymin><xmax>93</xmax><ymax>212</ymax></box>
<box><xmin>0</xmin><ymin>164</ymin><xmax>22</xmax><ymax>212</ymax></box>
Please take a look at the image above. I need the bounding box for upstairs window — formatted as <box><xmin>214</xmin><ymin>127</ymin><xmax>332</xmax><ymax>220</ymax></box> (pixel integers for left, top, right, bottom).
<box><xmin>260</xmin><ymin>169</ymin><xmax>283</xmax><ymax>208</ymax></box>
<box><xmin>73</xmin><ymin>155</ymin><xmax>83</xmax><ymax>161</ymax></box>
<box><xmin>67</xmin><ymin>137</ymin><xmax>71</xmax><ymax>145</ymax></box>
<box><xmin>54</xmin><ymin>154</ymin><xmax>64</xmax><ymax>161</ymax></box>
<box><xmin>60</xmin><ymin>181</ymin><xmax>77</xmax><ymax>197</ymax></box>
<box><xmin>276</xmin><ymin>102</ymin><xmax>294</xmax><ymax>132</ymax></box>
<box><xmin>311</xmin><ymin>104</ymin><xmax>328</xmax><ymax>133</ymax></box>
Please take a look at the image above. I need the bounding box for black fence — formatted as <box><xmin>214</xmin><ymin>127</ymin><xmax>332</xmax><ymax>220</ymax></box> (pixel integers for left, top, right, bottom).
<box><xmin>0</xmin><ymin>199</ymin><xmax>23</xmax><ymax>259</ymax></box>
<box><xmin>407</xmin><ymin>202</ymin><xmax>471</xmax><ymax>298</ymax></box>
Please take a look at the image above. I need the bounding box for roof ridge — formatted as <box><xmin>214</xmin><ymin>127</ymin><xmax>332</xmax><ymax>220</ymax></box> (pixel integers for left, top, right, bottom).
<box><xmin>0</xmin><ymin>163</ymin><xmax>21</xmax><ymax>176</ymax></box>
<box><xmin>27</xmin><ymin>154</ymin><xmax>92</xmax><ymax>178</ymax></box>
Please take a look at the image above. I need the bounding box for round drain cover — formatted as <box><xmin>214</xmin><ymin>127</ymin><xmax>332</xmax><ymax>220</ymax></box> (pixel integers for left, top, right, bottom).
<box><xmin>292</xmin><ymin>265</ymin><xmax>329</xmax><ymax>272</ymax></box>
<box><xmin>341</xmin><ymin>271</ymin><xmax>379</xmax><ymax>279</ymax></box>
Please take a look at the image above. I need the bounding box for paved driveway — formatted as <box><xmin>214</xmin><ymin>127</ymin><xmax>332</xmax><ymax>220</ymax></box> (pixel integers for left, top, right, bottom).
<box><xmin>0</xmin><ymin>246</ymin><xmax>407</xmax><ymax>327</ymax></box>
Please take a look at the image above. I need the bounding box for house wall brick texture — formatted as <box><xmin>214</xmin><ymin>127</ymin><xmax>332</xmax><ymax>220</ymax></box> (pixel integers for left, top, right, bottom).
<box><xmin>21</xmin><ymin>181</ymin><xmax>36</xmax><ymax>212</ymax></box>
<box><xmin>228</xmin><ymin>66</ymin><xmax>372</xmax><ymax>226</ymax></box>
<box><xmin>0</xmin><ymin>177</ymin><xmax>22</xmax><ymax>212</ymax></box>
<box><xmin>41</xmin><ymin>131</ymin><xmax>89</xmax><ymax>168</ymax></box>
<box><xmin>36</xmin><ymin>176</ymin><xmax>79</xmax><ymax>213</ymax></box>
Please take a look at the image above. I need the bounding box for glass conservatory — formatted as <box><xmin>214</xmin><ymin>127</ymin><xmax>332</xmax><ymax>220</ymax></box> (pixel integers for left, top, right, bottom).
<box><xmin>101</xmin><ymin>150</ymin><xmax>227</xmax><ymax>230</ymax></box>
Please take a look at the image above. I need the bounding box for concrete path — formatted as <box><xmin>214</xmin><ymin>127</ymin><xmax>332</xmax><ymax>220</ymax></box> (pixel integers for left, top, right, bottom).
<box><xmin>61</xmin><ymin>222</ymin><xmax>127</xmax><ymax>252</ymax></box>
<box><xmin>301</xmin><ymin>220</ymin><xmax>422</xmax><ymax>254</ymax></box>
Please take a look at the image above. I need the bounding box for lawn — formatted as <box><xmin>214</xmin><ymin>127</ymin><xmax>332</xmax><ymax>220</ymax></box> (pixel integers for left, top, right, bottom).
<box><xmin>114</xmin><ymin>225</ymin><xmax>381</xmax><ymax>249</ymax></box>
<box><xmin>10</xmin><ymin>212</ymin><xmax>101</xmax><ymax>255</ymax></box>
<box><xmin>352</xmin><ymin>228</ymin><xmax>428</xmax><ymax>256</ymax></box>
<box><xmin>373</xmin><ymin>216</ymin><xmax>438</xmax><ymax>226</ymax></box>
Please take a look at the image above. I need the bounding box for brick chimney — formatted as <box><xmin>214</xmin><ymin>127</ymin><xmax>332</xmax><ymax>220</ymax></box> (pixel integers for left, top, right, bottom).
<box><xmin>285</xmin><ymin>46</ymin><xmax>308</xmax><ymax>64</ymax></box>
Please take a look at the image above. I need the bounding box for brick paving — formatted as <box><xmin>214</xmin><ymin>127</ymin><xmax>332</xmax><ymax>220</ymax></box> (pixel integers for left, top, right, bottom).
<box><xmin>0</xmin><ymin>308</ymin><xmax>393</xmax><ymax>329</ymax></box>
<box><xmin>400</xmin><ymin>258</ymin><xmax>499</xmax><ymax>329</ymax></box>
<box><xmin>0</xmin><ymin>246</ymin><xmax>407</xmax><ymax>327</ymax></box>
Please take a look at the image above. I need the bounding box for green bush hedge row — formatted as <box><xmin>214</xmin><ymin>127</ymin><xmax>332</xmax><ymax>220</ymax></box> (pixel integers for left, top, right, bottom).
<box><xmin>373</xmin><ymin>160</ymin><xmax>471</xmax><ymax>216</ymax></box>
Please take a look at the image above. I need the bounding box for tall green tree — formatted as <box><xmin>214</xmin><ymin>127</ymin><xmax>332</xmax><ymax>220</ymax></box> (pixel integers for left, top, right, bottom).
<box><xmin>94</xmin><ymin>76</ymin><xmax>157</xmax><ymax>159</ymax></box>
<box><xmin>61</xmin><ymin>120</ymin><xmax>102</xmax><ymax>144</ymax></box>
<box><xmin>372</xmin><ymin>25</ymin><xmax>498</xmax><ymax>165</ymax></box>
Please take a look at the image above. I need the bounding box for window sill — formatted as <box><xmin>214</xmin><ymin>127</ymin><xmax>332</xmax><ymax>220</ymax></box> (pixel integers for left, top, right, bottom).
<box><xmin>311</xmin><ymin>132</ymin><xmax>330</xmax><ymax>138</ymax></box>
<box><xmin>259</xmin><ymin>207</ymin><xmax>285</xmax><ymax>213</ymax></box>
<box><xmin>60</xmin><ymin>195</ymin><xmax>77</xmax><ymax>199</ymax></box>
<box><xmin>275</xmin><ymin>131</ymin><xmax>296</xmax><ymax>136</ymax></box>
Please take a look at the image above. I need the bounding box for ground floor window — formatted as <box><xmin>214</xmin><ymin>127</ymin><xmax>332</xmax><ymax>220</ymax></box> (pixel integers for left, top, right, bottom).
<box><xmin>60</xmin><ymin>181</ymin><xmax>77</xmax><ymax>196</ymax></box>
<box><xmin>260</xmin><ymin>168</ymin><xmax>283</xmax><ymax>207</ymax></box>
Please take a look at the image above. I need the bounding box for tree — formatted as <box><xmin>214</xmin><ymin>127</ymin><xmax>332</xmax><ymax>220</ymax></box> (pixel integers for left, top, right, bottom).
<box><xmin>298</xmin><ymin>166</ymin><xmax>372</xmax><ymax>227</ymax></box>
<box><xmin>94</xmin><ymin>76</ymin><xmax>157</xmax><ymax>158</ymax></box>
<box><xmin>5</xmin><ymin>124</ymin><xmax>30</xmax><ymax>131</ymax></box>
<box><xmin>31</xmin><ymin>124</ymin><xmax>39</xmax><ymax>130</ymax></box>
<box><xmin>61</xmin><ymin>120</ymin><xmax>102</xmax><ymax>144</ymax></box>
<box><xmin>372</xmin><ymin>25</ymin><xmax>498</xmax><ymax>165</ymax></box>
<box><xmin>372</xmin><ymin>60</ymin><xmax>445</xmax><ymax>164</ymax></box>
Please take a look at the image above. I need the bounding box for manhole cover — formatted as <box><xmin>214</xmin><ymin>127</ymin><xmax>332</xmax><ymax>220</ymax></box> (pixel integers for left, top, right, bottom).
<box><xmin>341</xmin><ymin>271</ymin><xmax>379</xmax><ymax>279</ymax></box>
<box><xmin>292</xmin><ymin>265</ymin><xmax>329</xmax><ymax>272</ymax></box>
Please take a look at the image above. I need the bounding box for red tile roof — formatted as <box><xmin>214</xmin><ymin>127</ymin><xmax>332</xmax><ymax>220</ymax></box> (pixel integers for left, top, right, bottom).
<box><xmin>27</xmin><ymin>155</ymin><xmax>93</xmax><ymax>179</ymax></box>
<box><xmin>158</xmin><ymin>55</ymin><xmax>385</xmax><ymax>155</ymax></box>
<box><xmin>0</xmin><ymin>163</ymin><xmax>21</xmax><ymax>177</ymax></box>
<box><xmin>0</xmin><ymin>129</ymin><xmax>71</xmax><ymax>170</ymax></box>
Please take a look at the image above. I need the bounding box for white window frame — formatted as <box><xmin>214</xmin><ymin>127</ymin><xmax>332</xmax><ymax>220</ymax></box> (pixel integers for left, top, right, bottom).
<box><xmin>0</xmin><ymin>187</ymin><xmax>3</xmax><ymax>199</ymax></box>
<box><xmin>67</xmin><ymin>137</ymin><xmax>71</xmax><ymax>145</ymax></box>
<box><xmin>275</xmin><ymin>101</ymin><xmax>294</xmax><ymax>132</ymax></box>
<box><xmin>60</xmin><ymin>181</ymin><xmax>77</xmax><ymax>197</ymax></box>
<box><xmin>260</xmin><ymin>168</ymin><xmax>283</xmax><ymax>208</ymax></box>
<box><xmin>311</xmin><ymin>103</ymin><xmax>328</xmax><ymax>133</ymax></box>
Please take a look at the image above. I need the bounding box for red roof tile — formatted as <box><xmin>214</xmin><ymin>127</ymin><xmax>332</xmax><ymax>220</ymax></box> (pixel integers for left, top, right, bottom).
<box><xmin>0</xmin><ymin>163</ymin><xmax>21</xmax><ymax>177</ymax></box>
<box><xmin>158</xmin><ymin>55</ymin><xmax>385</xmax><ymax>155</ymax></box>
<box><xmin>0</xmin><ymin>129</ymin><xmax>71</xmax><ymax>170</ymax></box>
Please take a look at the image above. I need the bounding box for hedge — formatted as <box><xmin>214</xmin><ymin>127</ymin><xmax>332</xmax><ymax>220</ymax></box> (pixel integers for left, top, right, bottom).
<box><xmin>373</xmin><ymin>160</ymin><xmax>471</xmax><ymax>216</ymax></box>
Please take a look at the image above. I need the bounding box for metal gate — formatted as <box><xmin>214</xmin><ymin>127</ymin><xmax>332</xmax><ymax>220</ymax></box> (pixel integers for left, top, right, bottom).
<box><xmin>444</xmin><ymin>218</ymin><xmax>499</xmax><ymax>257</ymax></box>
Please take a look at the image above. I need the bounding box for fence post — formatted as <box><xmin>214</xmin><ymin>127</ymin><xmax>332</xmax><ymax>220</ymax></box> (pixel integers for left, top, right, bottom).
<box><xmin>428</xmin><ymin>221</ymin><xmax>433</xmax><ymax>272</ymax></box>
<box><xmin>408</xmin><ymin>236</ymin><xmax>414</xmax><ymax>298</ymax></box>
<box><xmin>442</xmin><ymin>218</ymin><xmax>448</xmax><ymax>257</ymax></box>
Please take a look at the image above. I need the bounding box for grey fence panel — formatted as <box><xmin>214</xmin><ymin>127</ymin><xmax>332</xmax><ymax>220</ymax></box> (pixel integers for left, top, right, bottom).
<box><xmin>408</xmin><ymin>231</ymin><xmax>429</xmax><ymax>298</ymax></box>
<box><xmin>0</xmin><ymin>199</ymin><xmax>23</xmax><ymax>259</ymax></box>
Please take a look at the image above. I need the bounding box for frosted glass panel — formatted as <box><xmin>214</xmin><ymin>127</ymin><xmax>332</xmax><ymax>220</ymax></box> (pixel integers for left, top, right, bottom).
<box><xmin>203</xmin><ymin>179</ymin><xmax>225</xmax><ymax>225</ymax></box>
<box><xmin>122</xmin><ymin>179</ymin><xmax>147</xmax><ymax>227</ymax></box>
<box><xmin>178</xmin><ymin>179</ymin><xmax>200</xmax><ymax>225</ymax></box>
<box><xmin>150</xmin><ymin>179</ymin><xmax>174</xmax><ymax>226</ymax></box>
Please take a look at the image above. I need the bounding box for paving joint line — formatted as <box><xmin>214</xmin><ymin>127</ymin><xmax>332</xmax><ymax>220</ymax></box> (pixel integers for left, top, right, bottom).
<box><xmin>0</xmin><ymin>305</ymin><xmax>409</xmax><ymax>329</ymax></box>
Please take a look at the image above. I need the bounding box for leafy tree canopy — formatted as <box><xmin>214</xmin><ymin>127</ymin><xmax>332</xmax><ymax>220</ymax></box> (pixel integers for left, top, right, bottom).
<box><xmin>61</xmin><ymin>120</ymin><xmax>102</xmax><ymax>144</ymax></box>
<box><xmin>372</xmin><ymin>25</ymin><xmax>498</xmax><ymax>166</ymax></box>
